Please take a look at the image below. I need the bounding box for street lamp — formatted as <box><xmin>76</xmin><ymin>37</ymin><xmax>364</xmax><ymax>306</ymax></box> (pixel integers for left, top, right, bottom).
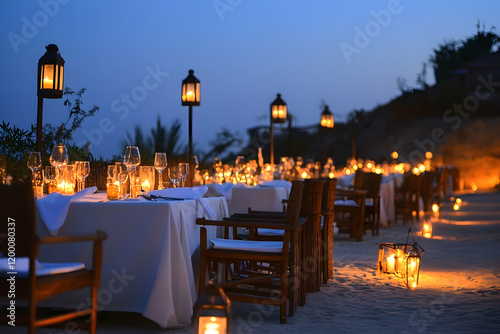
<box><xmin>320</xmin><ymin>105</ymin><xmax>334</xmax><ymax>164</ymax></box>
<box><xmin>193</xmin><ymin>280</ymin><xmax>230</xmax><ymax>334</ymax></box>
<box><xmin>270</xmin><ymin>93</ymin><xmax>287</xmax><ymax>165</ymax></box>
<box><xmin>37</xmin><ymin>44</ymin><xmax>65</xmax><ymax>152</ymax></box>
<box><xmin>181</xmin><ymin>69</ymin><xmax>200</xmax><ymax>186</ymax></box>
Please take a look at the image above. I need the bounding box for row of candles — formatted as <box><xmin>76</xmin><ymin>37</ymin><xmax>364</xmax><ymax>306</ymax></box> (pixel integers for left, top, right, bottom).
<box><xmin>201</xmin><ymin>154</ymin><xmax>433</xmax><ymax>186</ymax></box>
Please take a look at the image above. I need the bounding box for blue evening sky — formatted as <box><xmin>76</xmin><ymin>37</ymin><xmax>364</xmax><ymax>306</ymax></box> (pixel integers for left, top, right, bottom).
<box><xmin>1</xmin><ymin>0</ymin><xmax>499</xmax><ymax>159</ymax></box>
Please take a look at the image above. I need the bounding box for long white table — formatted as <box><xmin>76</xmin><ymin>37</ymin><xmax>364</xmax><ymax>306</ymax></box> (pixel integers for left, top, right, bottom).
<box><xmin>36</xmin><ymin>194</ymin><xmax>228</xmax><ymax>329</ymax></box>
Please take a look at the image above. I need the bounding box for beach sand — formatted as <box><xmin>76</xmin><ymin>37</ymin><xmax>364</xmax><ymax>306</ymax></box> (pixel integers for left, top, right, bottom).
<box><xmin>3</xmin><ymin>191</ymin><xmax>500</xmax><ymax>333</ymax></box>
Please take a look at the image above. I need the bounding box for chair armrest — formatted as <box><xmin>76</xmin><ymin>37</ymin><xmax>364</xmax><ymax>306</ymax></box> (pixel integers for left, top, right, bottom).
<box><xmin>336</xmin><ymin>189</ymin><xmax>367</xmax><ymax>197</ymax></box>
<box><xmin>197</xmin><ymin>217</ymin><xmax>302</xmax><ymax>230</ymax></box>
<box><xmin>38</xmin><ymin>230</ymin><xmax>108</xmax><ymax>244</ymax></box>
<box><xmin>234</xmin><ymin>212</ymin><xmax>286</xmax><ymax>219</ymax></box>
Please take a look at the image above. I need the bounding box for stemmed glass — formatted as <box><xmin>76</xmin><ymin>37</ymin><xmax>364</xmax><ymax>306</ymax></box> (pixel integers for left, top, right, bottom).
<box><xmin>123</xmin><ymin>146</ymin><xmax>141</xmax><ymax>193</ymax></box>
<box><xmin>115</xmin><ymin>163</ymin><xmax>129</xmax><ymax>199</ymax></box>
<box><xmin>75</xmin><ymin>161</ymin><xmax>90</xmax><ymax>192</ymax></box>
<box><xmin>45</xmin><ymin>166</ymin><xmax>58</xmax><ymax>194</ymax></box>
<box><xmin>154</xmin><ymin>153</ymin><xmax>167</xmax><ymax>190</ymax></box>
<box><xmin>168</xmin><ymin>166</ymin><xmax>180</xmax><ymax>188</ymax></box>
<box><xmin>49</xmin><ymin>144</ymin><xmax>69</xmax><ymax>174</ymax></box>
<box><xmin>179</xmin><ymin>163</ymin><xmax>189</xmax><ymax>187</ymax></box>
<box><xmin>27</xmin><ymin>152</ymin><xmax>42</xmax><ymax>180</ymax></box>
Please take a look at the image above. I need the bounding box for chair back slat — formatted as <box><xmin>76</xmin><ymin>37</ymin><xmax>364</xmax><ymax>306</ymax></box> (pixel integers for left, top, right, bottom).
<box><xmin>285</xmin><ymin>181</ymin><xmax>304</xmax><ymax>225</ymax></box>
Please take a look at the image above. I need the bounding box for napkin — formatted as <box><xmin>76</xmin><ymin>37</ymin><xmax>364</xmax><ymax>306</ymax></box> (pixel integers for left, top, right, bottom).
<box><xmin>204</xmin><ymin>183</ymin><xmax>233</xmax><ymax>200</ymax></box>
<box><xmin>148</xmin><ymin>186</ymin><xmax>217</xmax><ymax>220</ymax></box>
<box><xmin>37</xmin><ymin>187</ymin><xmax>97</xmax><ymax>235</ymax></box>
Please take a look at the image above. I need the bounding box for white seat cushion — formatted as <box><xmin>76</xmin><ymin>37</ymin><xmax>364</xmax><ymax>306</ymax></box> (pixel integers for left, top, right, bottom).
<box><xmin>334</xmin><ymin>199</ymin><xmax>359</xmax><ymax>207</ymax></box>
<box><xmin>257</xmin><ymin>228</ymin><xmax>285</xmax><ymax>237</ymax></box>
<box><xmin>209</xmin><ymin>238</ymin><xmax>283</xmax><ymax>253</ymax></box>
<box><xmin>0</xmin><ymin>257</ymin><xmax>85</xmax><ymax>278</ymax></box>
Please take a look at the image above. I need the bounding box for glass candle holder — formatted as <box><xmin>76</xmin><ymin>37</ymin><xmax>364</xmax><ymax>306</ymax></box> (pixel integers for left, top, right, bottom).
<box><xmin>57</xmin><ymin>164</ymin><xmax>75</xmax><ymax>195</ymax></box>
<box><xmin>140</xmin><ymin>166</ymin><xmax>155</xmax><ymax>194</ymax></box>
<box><xmin>32</xmin><ymin>169</ymin><xmax>44</xmax><ymax>198</ymax></box>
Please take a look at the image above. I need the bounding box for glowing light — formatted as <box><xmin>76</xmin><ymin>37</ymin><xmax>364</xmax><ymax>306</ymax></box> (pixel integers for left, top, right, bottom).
<box><xmin>453</xmin><ymin>203</ymin><xmax>460</xmax><ymax>211</ymax></box>
<box><xmin>471</xmin><ymin>182</ymin><xmax>478</xmax><ymax>192</ymax></box>
<box><xmin>456</xmin><ymin>198</ymin><xmax>462</xmax><ymax>205</ymax></box>
<box><xmin>391</xmin><ymin>151</ymin><xmax>398</xmax><ymax>159</ymax></box>
<box><xmin>328</xmin><ymin>172</ymin><xmax>335</xmax><ymax>179</ymax></box>
<box><xmin>425</xmin><ymin>151</ymin><xmax>433</xmax><ymax>159</ymax></box>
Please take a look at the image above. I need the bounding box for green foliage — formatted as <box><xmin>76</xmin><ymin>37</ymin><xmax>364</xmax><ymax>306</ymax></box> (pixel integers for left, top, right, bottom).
<box><xmin>0</xmin><ymin>121</ymin><xmax>36</xmax><ymax>183</ymax></box>
<box><xmin>201</xmin><ymin>128</ymin><xmax>243</xmax><ymax>164</ymax></box>
<box><xmin>430</xmin><ymin>22</ymin><xmax>499</xmax><ymax>83</ymax></box>
<box><xmin>0</xmin><ymin>87</ymin><xmax>99</xmax><ymax>182</ymax></box>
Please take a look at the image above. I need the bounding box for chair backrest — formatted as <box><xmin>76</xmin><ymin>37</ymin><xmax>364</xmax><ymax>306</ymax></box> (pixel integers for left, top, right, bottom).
<box><xmin>285</xmin><ymin>181</ymin><xmax>304</xmax><ymax>225</ymax></box>
<box><xmin>362</xmin><ymin>173</ymin><xmax>383</xmax><ymax>197</ymax></box>
<box><xmin>321</xmin><ymin>178</ymin><xmax>338</xmax><ymax>212</ymax></box>
<box><xmin>353</xmin><ymin>170</ymin><xmax>365</xmax><ymax>190</ymax></box>
<box><xmin>0</xmin><ymin>183</ymin><xmax>35</xmax><ymax>258</ymax></box>
<box><xmin>300</xmin><ymin>179</ymin><xmax>323</xmax><ymax>217</ymax></box>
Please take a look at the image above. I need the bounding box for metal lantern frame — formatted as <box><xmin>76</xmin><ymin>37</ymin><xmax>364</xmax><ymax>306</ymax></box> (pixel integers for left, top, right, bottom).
<box><xmin>193</xmin><ymin>281</ymin><xmax>230</xmax><ymax>334</ymax></box>
<box><xmin>378</xmin><ymin>228</ymin><xmax>424</xmax><ymax>288</ymax></box>
<box><xmin>269</xmin><ymin>93</ymin><xmax>287</xmax><ymax>165</ymax></box>
<box><xmin>320</xmin><ymin>105</ymin><xmax>334</xmax><ymax>129</ymax></box>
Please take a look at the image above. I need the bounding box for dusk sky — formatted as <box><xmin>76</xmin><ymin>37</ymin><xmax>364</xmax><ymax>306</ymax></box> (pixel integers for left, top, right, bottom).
<box><xmin>1</xmin><ymin>0</ymin><xmax>499</xmax><ymax>159</ymax></box>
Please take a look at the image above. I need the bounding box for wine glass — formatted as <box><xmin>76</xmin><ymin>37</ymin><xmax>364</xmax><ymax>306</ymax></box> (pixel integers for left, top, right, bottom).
<box><xmin>49</xmin><ymin>144</ymin><xmax>69</xmax><ymax>174</ymax></box>
<box><xmin>154</xmin><ymin>153</ymin><xmax>167</xmax><ymax>189</ymax></box>
<box><xmin>115</xmin><ymin>163</ymin><xmax>129</xmax><ymax>199</ymax></box>
<box><xmin>123</xmin><ymin>146</ymin><xmax>141</xmax><ymax>193</ymax></box>
<box><xmin>179</xmin><ymin>163</ymin><xmax>189</xmax><ymax>187</ymax></box>
<box><xmin>27</xmin><ymin>152</ymin><xmax>42</xmax><ymax>180</ymax></box>
<box><xmin>75</xmin><ymin>161</ymin><xmax>90</xmax><ymax>192</ymax></box>
<box><xmin>168</xmin><ymin>166</ymin><xmax>180</xmax><ymax>188</ymax></box>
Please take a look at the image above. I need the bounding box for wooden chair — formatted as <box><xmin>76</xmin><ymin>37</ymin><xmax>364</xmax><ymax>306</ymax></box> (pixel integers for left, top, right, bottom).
<box><xmin>357</xmin><ymin>172</ymin><xmax>382</xmax><ymax>236</ymax></box>
<box><xmin>394</xmin><ymin>173</ymin><xmax>422</xmax><ymax>223</ymax></box>
<box><xmin>319</xmin><ymin>178</ymin><xmax>337</xmax><ymax>283</ymax></box>
<box><xmin>334</xmin><ymin>188</ymin><xmax>367</xmax><ymax>242</ymax></box>
<box><xmin>232</xmin><ymin>180</ymin><xmax>324</xmax><ymax>298</ymax></box>
<box><xmin>197</xmin><ymin>181</ymin><xmax>305</xmax><ymax>324</ymax></box>
<box><xmin>0</xmin><ymin>183</ymin><xmax>107</xmax><ymax>334</ymax></box>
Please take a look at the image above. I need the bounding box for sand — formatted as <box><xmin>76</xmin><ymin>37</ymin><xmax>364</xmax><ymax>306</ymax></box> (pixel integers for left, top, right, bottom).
<box><xmin>2</xmin><ymin>191</ymin><xmax>499</xmax><ymax>334</ymax></box>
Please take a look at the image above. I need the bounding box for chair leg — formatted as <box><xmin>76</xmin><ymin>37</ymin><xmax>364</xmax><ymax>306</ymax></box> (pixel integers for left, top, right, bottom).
<box><xmin>199</xmin><ymin>227</ymin><xmax>208</xmax><ymax>296</ymax></box>
<box><xmin>280</xmin><ymin>270</ymin><xmax>288</xmax><ymax>324</ymax></box>
<box><xmin>90</xmin><ymin>283</ymin><xmax>98</xmax><ymax>334</ymax></box>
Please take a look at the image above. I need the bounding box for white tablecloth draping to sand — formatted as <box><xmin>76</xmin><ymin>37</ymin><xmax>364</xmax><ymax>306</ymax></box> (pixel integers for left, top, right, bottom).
<box><xmin>227</xmin><ymin>183</ymin><xmax>290</xmax><ymax>216</ymax></box>
<box><xmin>36</xmin><ymin>193</ymin><xmax>228</xmax><ymax>329</ymax></box>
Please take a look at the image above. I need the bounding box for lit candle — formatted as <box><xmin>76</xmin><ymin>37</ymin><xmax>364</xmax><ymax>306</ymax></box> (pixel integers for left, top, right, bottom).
<box><xmin>386</xmin><ymin>254</ymin><xmax>395</xmax><ymax>273</ymax></box>
<box><xmin>43</xmin><ymin>76</ymin><xmax>53</xmax><ymax>89</ymax></box>
<box><xmin>107</xmin><ymin>183</ymin><xmax>119</xmax><ymax>200</ymax></box>
<box><xmin>141</xmin><ymin>180</ymin><xmax>151</xmax><ymax>194</ymax></box>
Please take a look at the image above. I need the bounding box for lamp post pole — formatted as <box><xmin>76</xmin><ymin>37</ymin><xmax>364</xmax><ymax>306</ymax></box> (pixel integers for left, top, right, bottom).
<box><xmin>37</xmin><ymin>43</ymin><xmax>65</xmax><ymax>154</ymax></box>
<box><xmin>322</xmin><ymin>126</ymin><xmax>327</xmax><ymax>164</ymax></box>
<box><xmin>181</xmin><ymin>69</ymin><xmax>200</xmax><ymax>187</ymax></box>
<box><xmin>37</xmin><ymin>97</ymin><xmax>44</xmax><ymax>152</ymax></box>
<box><xmin>270</xmin><ymin>120</ymin><xmax>275</xmax><ymax>166</ymax></box>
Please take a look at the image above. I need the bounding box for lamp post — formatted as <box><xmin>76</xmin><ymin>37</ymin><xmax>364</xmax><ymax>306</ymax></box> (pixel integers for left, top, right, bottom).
<box><xmin>37</xmin><ymin>44</ymin><xmax>65</xmax><ymax>152</ymax></box>
<box><xmin>269</xmin><ymin>93</ymin><xmax>287</xmax><ymax>166</ymax></box>
<box><xmin>320</xmin><ymin>104</ymin><xmax>334</xmax><ymax>164</ymax></box>
<box><xmin>181</xmin><ymin>69</ymin><xmax>200</xmax><ymax>186</ymax></box>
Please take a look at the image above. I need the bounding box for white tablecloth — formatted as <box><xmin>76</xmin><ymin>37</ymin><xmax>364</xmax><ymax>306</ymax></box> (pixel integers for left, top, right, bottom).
<box><xmin>227</xmin><ymin>185</ymin><xmax>289</xmax><ymax>216</ymax></box>
<box><xmin>36</xmin><ymin>194</ymin><xmax>228</xmax><ymax>328</ymax></box>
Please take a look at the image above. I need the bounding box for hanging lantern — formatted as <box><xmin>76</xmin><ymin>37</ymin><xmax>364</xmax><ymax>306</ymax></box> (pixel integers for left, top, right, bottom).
<box><xmin>378</xmin><ymin>229</ymin><xmax>424</xmax><ymax>288</ymax></box>
<box><xmin>37</xmin><ymin>44</ymin><xmax>65</xmax><ymax>98</ymax></box>
<box><xmin>193</xmin><ymin>280</ymin><xmax>230</xmax><ymax>334</ymax></box>
<box><xmin>320</xmin><ymin>105</ymin><xmax>334</xmax><ymax>128</ymax></box>
<box><xmin>181</xmin><ymin>69</ymin><xmax>200</xmax><ymax>106</ymax></box>
<box><xmin>270</xmin><ymin>93</ymin><xmax>287</xmax><ymax>124</ymax></box>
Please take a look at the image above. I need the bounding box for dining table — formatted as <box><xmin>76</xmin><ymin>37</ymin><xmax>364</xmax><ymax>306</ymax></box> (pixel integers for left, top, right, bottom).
<box><xmin>35</xmin><ymin>191</ymin><xmax>228</xmax><ymax>329</ymax></box>
<box><xmin>226</xmin><ymin>182</ymin><xmax>291</xmax><ymax>216</ymax></box>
